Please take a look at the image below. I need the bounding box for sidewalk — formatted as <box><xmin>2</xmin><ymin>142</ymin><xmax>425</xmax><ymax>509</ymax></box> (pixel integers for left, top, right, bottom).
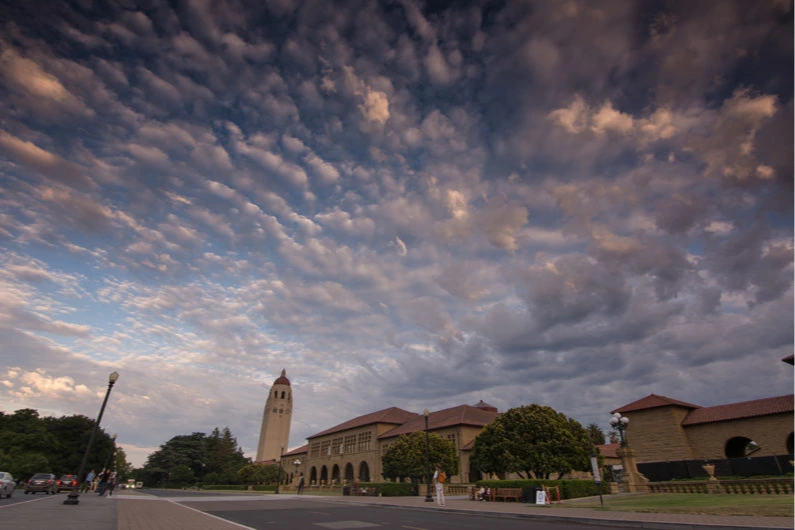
<box><xmin>0</xmin><ymin>490</ymin><xmax>791</xmax><ymax>530</ymax></box>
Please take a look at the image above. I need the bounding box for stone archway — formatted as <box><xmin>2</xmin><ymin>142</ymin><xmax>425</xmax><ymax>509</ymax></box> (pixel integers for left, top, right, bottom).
<box><xmin>320</xmin><ymin>466</ymin><xmax>328</xmax><ymax>485</ymax></box>
<box><xmin>358</xmin><ymin>461</ymin><xmax>370</xmax><ymax>482</ymax></box>
<box><xmin>345</xmin><ymin>463</ymin><xmax>355</xmax><ymax>482</ymax></box>
<box><xmin>332</xmin><ymin>464</ymin><xmax>340</xmax><ymax>484</ymax></box>
<box><xmin>725</xmin><ymin>436</ymin><xmax>756</xmax><ymax>458</ymax></box>
<box><xmin>310</xmin><ymin>467</ymin><xmax>317</xmax><ymax>485</ymax></box>
<box><xmin>787</xmin><ymin>432</ymin><xmax>793</xmax><ymax>454</ymax></box>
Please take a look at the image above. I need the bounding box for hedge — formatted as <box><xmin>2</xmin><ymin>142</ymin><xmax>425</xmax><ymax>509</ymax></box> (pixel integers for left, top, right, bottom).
<box><xmin>356</xmin><ymin>482</ymin><xmax>419</xmax><ymax>497</ymax></box>
<box><xmin>201</xmin><ymin>484</ymin><xmax>247</xmax><ymax>491</ymax></box>
<box><xmin>474</xmin><ymin>479</ymin><xmax>605</xmax><ymax>502</ymax></box>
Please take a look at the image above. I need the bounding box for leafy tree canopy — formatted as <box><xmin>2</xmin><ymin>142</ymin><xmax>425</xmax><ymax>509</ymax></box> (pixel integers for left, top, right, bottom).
<box><xmin>142</xmin><ymin>427</ymin><xmax>251</xmax><ymax>486</ymax></box>
<box><xmin>381</xmin><ymin>432</ymin><xmax>458</xmax><ymax>484</ymax></box>
<box><xmin>0</xmin><ymin>408</ymin><xmax>116</xmax><ymax>480</ymax></box>
<box><xmin>236</xmin><ymin>463</ymin><xmax>281</xmax><ymax>485</ymax></box>
<box><xmin>586</xmin><ymin>423</ymin><xmax>606</xmax><ymax>446</ymax></box>
<box><xmin>470</xmin><ymin>404</ymin><xmax>591</xmax><ymax>480</ymax></box>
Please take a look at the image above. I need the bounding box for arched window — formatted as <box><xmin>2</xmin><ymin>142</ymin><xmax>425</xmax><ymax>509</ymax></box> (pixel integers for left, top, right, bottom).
<box><xmin>320</xmin><ymin>466</ymin><xmax>329</xmax><ymax>485</ymax></box>
<box><xmin>345</xmin><ymin>463</ymin><xmax>355</xmax><ymax>482</ymax></box>
<box><xmin>332</xmin><ymin>465</ymin><xmax>340</xmax><ymax>484</ymax></box>
<box><xmin>310</xmin><ymin>467</ymin><xmax>317</xmax><ymax>485</ymax></box>
<box><xmin>725</xmin><ymin>436</ymin><xmax>757</xmax><ymax>458</ymax></box>
<box><xmin>281</xmin><ymin>391</ymin><xmax>285</xmax><ymax>399</ymax></box>
<box><xmin>274</xmin><ymin>390</ymin><xmax>277</xmax><ymax>398</ymax></box>
<box><xmin>358</xmin><ymin>461</ymin><xmax>370</xmax><ymax>482</ymax></box>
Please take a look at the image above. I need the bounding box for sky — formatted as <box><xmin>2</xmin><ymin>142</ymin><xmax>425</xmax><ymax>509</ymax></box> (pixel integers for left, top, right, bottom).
<box><xmin>0</xmin><ymin>0</ymin><xmax>792</xmax><ymax>469</ymax></box>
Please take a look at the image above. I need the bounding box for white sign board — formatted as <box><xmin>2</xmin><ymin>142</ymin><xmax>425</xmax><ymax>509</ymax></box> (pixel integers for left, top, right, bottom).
<box><xmin>535</xmin><ymin>490</ymin><xmax>548</xmax><ymax>505</ymax></box>
<box><xmin>590</xmin><ymin>456</ymin><xmax>601</xmax><ymax>483</ymax></box>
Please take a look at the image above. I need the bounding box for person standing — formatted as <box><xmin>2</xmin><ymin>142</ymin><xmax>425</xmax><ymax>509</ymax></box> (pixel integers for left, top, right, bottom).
<box><xmin>297</xmin><ymin>472</ymin><xmax>305</xmax><ymax>494</ymax></box>
<box><xmin>432</xmin><ymin>464</ymin><xmax>446</xmax><ymax>507</ymax></box>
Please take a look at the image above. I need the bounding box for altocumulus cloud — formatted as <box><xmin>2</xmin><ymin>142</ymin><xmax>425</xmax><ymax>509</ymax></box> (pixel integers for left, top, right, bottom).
<box><xmin>0</xmin><ymin>0</ymin><xmax>791</xmax><ymax>467</ymax></box>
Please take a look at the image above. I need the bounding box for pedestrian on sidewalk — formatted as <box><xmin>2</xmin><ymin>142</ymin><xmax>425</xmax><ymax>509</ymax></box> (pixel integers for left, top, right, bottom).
<box><xmin>432</xmin><ymin>464</ymin><xmax>446</xmax><ymax>507</ymax></box>
<box><xmin>83</xmin><ymin>470</ymin><xmax>96</xmax><ymax>493</ymax></box>
<box><xmin>107</xmin><ymin>472</ymin><xmax>117</xmax><ymax>496</ymax></box>
<box><xmin>97</xmin><ymin>470</ymin><xmax>111</xmax><ymax>496</ymax></box>
<box><xmin>297</xmin><ymin>472</ymin><xmax>305</xmax><ymax>494</ymax></box>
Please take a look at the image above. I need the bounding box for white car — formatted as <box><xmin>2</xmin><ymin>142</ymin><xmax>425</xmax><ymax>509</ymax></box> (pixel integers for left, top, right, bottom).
<box><xmin>0</xmin><ymin>472</ymin><xmax>15</xmax><ymax>498</ymax></box>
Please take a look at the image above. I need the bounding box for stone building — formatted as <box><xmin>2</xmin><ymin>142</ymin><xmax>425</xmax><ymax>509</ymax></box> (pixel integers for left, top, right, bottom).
<box><xmin>611</xmin><ymin>393</ymin><xmax>794</xmax><ymax>464</ymax></box>
<box><xmin>281</xmin><ymin>401</ymin><xmax>500</xmax><ymax>485</ymax></box>
<box><xmin>255</xmin><ymin>369</ymin><xmax>293</xmax><ymax>463</ymax></box>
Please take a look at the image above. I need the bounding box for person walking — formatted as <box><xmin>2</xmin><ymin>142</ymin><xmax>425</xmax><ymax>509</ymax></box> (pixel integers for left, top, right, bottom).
<box><xmin>432</xmin><ymin>464</ymin><xmax>446</xmax><ymax>507</ymax></box>
<box><xmin>83</xmin><ymin>470</ymin><xmax>96</xmax><ymax>493</ymax></box>
<box><xmin>97</xmin><ymin>470</ymin><xmax>111</xmax><ymax>496</ymax></box>
<box><xmin>297</xmin><ymin>472</ymin><xmax>305</xmax><ymax>494</ymax></box>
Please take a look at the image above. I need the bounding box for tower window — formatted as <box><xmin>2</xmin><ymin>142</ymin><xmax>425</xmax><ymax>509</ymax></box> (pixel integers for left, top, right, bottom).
<box><xmin>281</xmin><ymin>391</ymin><xmax>285</xmax><ymax>399</ymax></box>
<box><xmin>274</xmin><ymin>390</ymin><xmax>277</xmax><ymax>398</ymax></box>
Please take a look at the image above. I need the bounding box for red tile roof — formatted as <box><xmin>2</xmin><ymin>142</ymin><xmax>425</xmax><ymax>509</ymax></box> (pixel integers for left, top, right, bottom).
<box><xmin>283</xmin><ymin>444</ymin><xmax>307</xmax><ymax>456</ymax></box>
<box><xmin>273</xmin><ymin>369</ymin><xmax>290</xmax><ymax>386</ymax></box>
<box><xmin>682</xmin><ymin>394</ymin><xmax>794</xmax><ymax>425</ymax></box>
<box><xmin>378</xmin><ymin>404</ymin><xmax>499</xmax><ymax>440</ymax></box>
<box><xmin>596</xmin><ymin>443</ymin><xmax>620</xmax><ymax>459</ymax></box>
<box><xmin>613</xmin><ymin>394</ymin><xmax>700</xmax><ymax>414</ymax></box>
<box><xmin>307</xmin><ymin>407</ymin><xmax>417</xmax><ymax>439</ymax></box>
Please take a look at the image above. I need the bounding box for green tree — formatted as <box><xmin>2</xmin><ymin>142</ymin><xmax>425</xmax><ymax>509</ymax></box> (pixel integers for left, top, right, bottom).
<box><xmin>381</xmin><ymin>432</ymin><xmax>458</xmax><ymax>484</ymax></box>
<box><xmin>586</xmin><ymin>423</ymin><xmax>606</xmax><ymax>446</ymax></box>
<box><xmin>0</xmin><ymin>409</ymin><xmax>115</xmax><ymax>479</ymax></box>
<box><xmin>142</xmin><ymin>427</ymin><xmax>251</xmax><ymax>486</ymax></box>
<box><xmin>114</xmin><ymin>448</ymin><xmax>134</xmax><ymax>478</ymax></box>
<box><xmin>236</xmin><ymin>463</ymin><xmax>280</xmax><ymax>485</ymax></box>
<box><xmin>169</xmin><ymin>464</ymin><xmax>195</xmax><ymax>487</ymax></box>
<box><xmin>470</xmin><ymin>404</ymin><xmax>591</xmax><ymax>480</ymax></box>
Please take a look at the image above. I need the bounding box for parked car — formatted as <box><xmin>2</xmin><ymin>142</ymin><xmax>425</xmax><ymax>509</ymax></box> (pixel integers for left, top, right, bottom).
<box><xmin>24</xmin><ymin>473</ymin><xmax>57</xmax><ymax>494</ymax></box>
<box><xmin>0</xmin><ymin>472</ymin><xmax>15</xmax><ymax>498</ymax></box>
<box><xmin>57</xmin><ymin>474</ymin><xmax>79</xmax><ymax>492</ymax></box>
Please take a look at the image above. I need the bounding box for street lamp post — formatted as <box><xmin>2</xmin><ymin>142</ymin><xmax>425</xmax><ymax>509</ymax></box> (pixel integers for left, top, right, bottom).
<box><xmin>275</xmin><ymin>447</ymin><xmax>284</xmax><ymax>494</ymax></box>
<box><xmin>423</xmin><ymin>409</ymin><xmax>433</xmax><ymax>502</ymax></box>
<box><xmin>609</xmin><ymin>412</ymin><xmax>630</xmax><ymax>446</ymax></box>
<box><xmin>103</xmin><ymin>434</ymin><xmax>118</xmax><ymax>473</ymax></box>
<box><xmin>64</xmin><ymin>371</ymin><xmax>120</xmax><ymax>505</ymax></box>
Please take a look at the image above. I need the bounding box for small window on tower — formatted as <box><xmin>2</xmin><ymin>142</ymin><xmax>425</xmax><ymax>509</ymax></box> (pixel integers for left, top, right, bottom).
<box><xmin>274</xmin><ymin>390</ymin><xmax>277</xmax><ymax>398</ymax></box>
<box><xmin>281</xmin><ymin>391</ymin><xmax>285</xmax><ymax>399</ymax></box>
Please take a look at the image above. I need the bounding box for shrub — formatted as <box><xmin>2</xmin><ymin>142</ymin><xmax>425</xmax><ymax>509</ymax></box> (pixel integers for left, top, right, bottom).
<box><xmin>356</xmin><ymin>482</ymin><xmax>419</xmax><ymax>496</ymax></box>
<box><xmin>201</xmin><ymin>484</ymin><xmax>247</xmax><ymax>491</ymax></box>
<box><xmin>475</xmin><ymin>479</ymin><xmax>605</xmax><ymax>502</ymax></box>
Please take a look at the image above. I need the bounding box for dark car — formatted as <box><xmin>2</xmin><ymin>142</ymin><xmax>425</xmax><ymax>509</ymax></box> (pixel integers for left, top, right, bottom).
<box><xmin>24</xmin><ymin>473</ymin><xmax>57</xmax><ymax>494</ymax></box>
<box><xmin>56</xmin><ymin>474</ymin><xmax>79</xmax><ymax>492</ymax></box>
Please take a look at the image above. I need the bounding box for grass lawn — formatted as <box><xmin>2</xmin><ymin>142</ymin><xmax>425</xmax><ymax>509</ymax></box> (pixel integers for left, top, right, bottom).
<box><xmin>562</xmin><ymin>493</ymin><xmax>793</xmax><ymax>517</ymax></box>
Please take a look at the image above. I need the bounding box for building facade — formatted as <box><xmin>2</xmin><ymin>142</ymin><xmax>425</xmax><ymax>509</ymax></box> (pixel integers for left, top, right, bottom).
<box><xmin>612</xmin><ymin>393</ymin><xmax>794</xmax><ymax>464</ymax></box>
<box><xmin>255</xmin><ymin>369</ymin><xmax>293</xmax><ymax>463</ymax></box>
<box><xmin>282</xmin><ymin>401</ymin><xmax>500</xmax><ymax>486</ymax></box>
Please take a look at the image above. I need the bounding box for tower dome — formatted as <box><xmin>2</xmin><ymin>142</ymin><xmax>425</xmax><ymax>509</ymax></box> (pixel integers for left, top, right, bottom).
<box><xmin>273</xmin><ymin>369</ymin><xmax>290</xmax><ymax>386</ymax></box>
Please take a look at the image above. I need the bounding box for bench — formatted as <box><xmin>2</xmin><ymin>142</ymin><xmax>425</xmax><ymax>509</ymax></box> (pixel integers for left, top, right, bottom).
<box><xmin>491</xmin><ymin>487</ymin><xmax>522</xmax><ymax>502</ymax></box>
<box><xmin>353</xmin><ymin>487</ymin><xmax>378</xmax><ymax>496</ymax></box>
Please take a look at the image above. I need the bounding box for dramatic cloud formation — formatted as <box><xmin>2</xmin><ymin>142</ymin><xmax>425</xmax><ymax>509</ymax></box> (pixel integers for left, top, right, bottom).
<box><xmin>0</xmin><ymin>0</ymin><xmax>791</xmax><ymax>467</ymax></box>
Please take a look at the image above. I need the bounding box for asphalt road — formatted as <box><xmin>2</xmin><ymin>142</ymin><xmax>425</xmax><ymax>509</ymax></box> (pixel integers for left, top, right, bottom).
<box><xmin>138</xmin><ymin>491</ymin><xmax>638</xmax><ymax>530</ymax></box>
<box><xmin>205</xmin><ymin>502</ymin><xmax>631</xmax><ymax>530</ymax></box>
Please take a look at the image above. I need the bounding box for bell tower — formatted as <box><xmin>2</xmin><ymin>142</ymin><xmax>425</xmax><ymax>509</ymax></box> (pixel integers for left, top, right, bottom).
<box><xmin>255</xmin><ymin>369</ymin><xmax>292</xmax><ymax>462</ymax></box>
